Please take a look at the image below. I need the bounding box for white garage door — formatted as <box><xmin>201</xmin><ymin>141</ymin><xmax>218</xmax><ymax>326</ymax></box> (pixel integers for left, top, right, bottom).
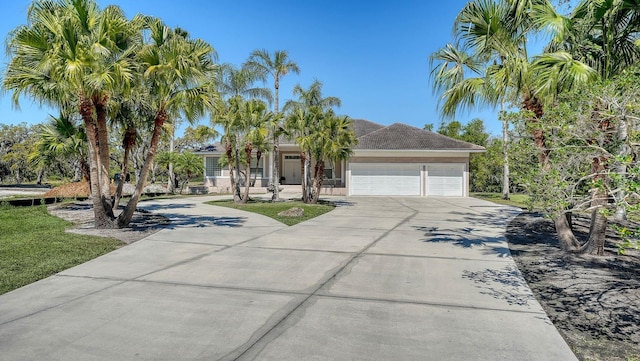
<box><xmin>427</xmin><ymin>164</ymin><xmax>464</xmax><ymax>196</ymax></box>
<box><xmin>350</xmin><ymin>163</ymin><xmax>420</xmax><ymax>196</ymax></box>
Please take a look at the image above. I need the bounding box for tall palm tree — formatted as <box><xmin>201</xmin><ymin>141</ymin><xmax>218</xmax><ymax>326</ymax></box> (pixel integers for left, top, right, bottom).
<box><xmin>245</xmin><ymin>49</ymin><xmax>300</xmax><ymax>200</ymax></box>
<box><xmin>284</xmin><ymin>80</ymin><xmax>342</xmax><ymax>111</ymax></box>
<box><xmin>3</xmin><ymin>0</ymin><xmax>143</xmax><ymax>228</ymax></box>
<box><xmin>309</xmin><ymin>113</ymin><xmax>356</xmax><ymax>203</ymax></box>
<box><xmin>284</xmin><ymin>80</ymin><xmax>346</xmax><ymax>203</ymax></box>
<box><xmin>116</xmin><ymin>17</ymin><xmax>217</xmax><ymax>227</ymax></box>
<box><xmin>431</xmin><ymin>0</ymin><xmax>595</xmax><ymax>199</ymax></box>
<box><xmin>432</xmin><ymin>0</ymin><xmax>524</xmax><ymax>200</ymax></box>
<box><xmin>210</xmin><ymin>61</ymin><xmax>271</xmax><ymax>202</ymax></box>
<box><xmin>216</xmin><ymin>63</ymin><xmax>273</xmax><ymax>103</ymax></box>
<box><xmin>215</xmin><ymin>97</ymin><xmax>273</xmax><ymax>203</ymax></box>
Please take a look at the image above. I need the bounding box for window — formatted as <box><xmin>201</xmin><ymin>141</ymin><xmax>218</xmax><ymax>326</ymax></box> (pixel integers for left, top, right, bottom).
<box><xmin>250</xmin><ymin>157</ymin><xmax>263</xmax><ymax>178</ymax></box>
<box><xmin>324</xmin><ymin>168</ymin><xmax>333</xmax><ymax>179</ymax></box>
<box><xmin>205</xmin><ymin>157</ymin><xmax>221</xmax><ymax>177</ymax></box>
<box><xmin>284</xmin><ymin>155</ymin><xmax>301</xmax><ymax>160</ymax></box>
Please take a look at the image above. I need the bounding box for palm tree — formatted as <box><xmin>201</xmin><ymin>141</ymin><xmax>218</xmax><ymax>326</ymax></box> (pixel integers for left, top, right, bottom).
<box><xmin>545</xmin><ymin>0</ymin><xmax>640</xmax><ymax>80</ymax></box>
<box><xmin>216</xmin><ymin>63</ymin><xmax>273</xmax><ymax>103</ymax></box>
<box><xmin>116</xmin><ymin>17</ymin><xmax>217</xmax><ymax>227</ymax></box>
<box><xmin>3</xmin><ymin>0</ymin><xmax>143</xmax><ymax>228</ymax></box>
<box><xmin>308</xmin><ymin>113</ymin><xmax>356</xmax><ymax>203</ymax></box>
<box><xmin>431</xmin><ymin>0</ymin><xmax>522</xmax><ymax>200</ymax></box>
<box><xmin>245</xmin><ymin>49</ymin><xmax>300</xmax><ymax>200</ymax></box>
<box><xmin>215</xmin><ymin>97</ymin><xmax>272</xmax><ymax>203</ymax></box>
<box><xmin>211</xmin><ymin>61</ymin><xmax>271</xmax><ymax>203</ymax></box>
<box><xmin>29</xmin><ymin>114</ymin><xmax>89</xmax><ymax>184</ymax></box>
<box><xmin>284</xmin><ymin>80</ymin><xmax>347</xmax><ymax>203</ymax></box>
<box><xmin>175</xmin><ymin>151</ymin><xmax>204</xmax><ymax>193</ymax></box>
<box><xmin>431</xmin><ymin>0</ymin><xmax>596</xmax><ymax>199</ymax></box>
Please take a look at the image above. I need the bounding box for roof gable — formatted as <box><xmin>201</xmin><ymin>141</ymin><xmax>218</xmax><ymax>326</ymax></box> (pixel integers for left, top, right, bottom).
<box><xmin>355</xmin><ymin>123</ymin><xmax>485</xmax><ymax>151</ymax></box>
<box><xmin>350</xmin><ymin>119</ymin><xmax>385</xmax><ymax>138</ymax></box>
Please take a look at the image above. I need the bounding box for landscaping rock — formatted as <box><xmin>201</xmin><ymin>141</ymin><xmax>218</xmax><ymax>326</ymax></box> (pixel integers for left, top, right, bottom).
<box><xmin>278</xmin><ymin>207</ymin><xmax>304</xmax><ymax>217</ymax></box>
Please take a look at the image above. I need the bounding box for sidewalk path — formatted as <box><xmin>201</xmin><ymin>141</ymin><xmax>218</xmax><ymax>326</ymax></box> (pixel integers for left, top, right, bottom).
<box><xmin>0</xmin><ymin>196</ymin><xmax>577</xmax><ymax>360</ymax></box>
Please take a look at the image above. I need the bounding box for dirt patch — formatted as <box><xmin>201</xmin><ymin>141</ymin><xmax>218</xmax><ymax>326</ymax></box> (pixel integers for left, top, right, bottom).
<box><xmin>507</xmin><ymin>212</ymin><xmax>640</xmax><ymax>361</ymax></box>
<box><xmin>48</xmin><ymin>201</ymin><xmax>169</xmax><ymax>244</ymax></box>
<box><xmin>44</xmin><ymin>181</ymin><xmax>99</xmax><ymax>198</ymax></box>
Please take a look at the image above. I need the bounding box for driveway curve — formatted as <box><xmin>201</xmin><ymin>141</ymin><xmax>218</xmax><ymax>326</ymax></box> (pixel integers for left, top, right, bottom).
<box><xmin>0</xmin><ymin>196</ymin><xmax>576</xmax><ymax>361</ymax></box>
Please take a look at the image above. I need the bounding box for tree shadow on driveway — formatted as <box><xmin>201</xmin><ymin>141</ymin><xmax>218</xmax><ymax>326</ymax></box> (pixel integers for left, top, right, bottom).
<box><xmin>413</xmin><ymin>225</ymin><xmax>511</xmax><ymax>258</ymax></box>
<box><xmin>461</xmin><ymin>264</ymin><xmax>536</xmax><ymax>307</ymax></box>
<box><xmin>159</xmin><ymin>214</ymin><xmax>247</xmax><ymax>229</ymax></box>
<box><xmin>139</xmin><ymin>203</ymin><xmax>196</xmax><ymax>211</ymax></box>
<box><xmin>138</xmin><ymin>203</ymin><xmax>247</xmax><ymax>228</ymax></box>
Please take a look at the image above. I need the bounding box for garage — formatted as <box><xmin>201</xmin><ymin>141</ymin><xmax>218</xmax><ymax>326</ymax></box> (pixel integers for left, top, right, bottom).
<box><xmin>349</xmin><ymin>163</ymin><xmax>421</xmax><ymax>196</ymax></box>
<box><xmin>427</xmin><ymin>164</ymin><xmax>464</xmax><ymax>196</ymax></box>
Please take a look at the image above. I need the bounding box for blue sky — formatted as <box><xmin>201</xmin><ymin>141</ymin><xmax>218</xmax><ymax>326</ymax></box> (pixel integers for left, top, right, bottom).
<box><xmin>1</xmin><ymin>0</ymin><xmax>529</xmax><ymax>137</ymax></box>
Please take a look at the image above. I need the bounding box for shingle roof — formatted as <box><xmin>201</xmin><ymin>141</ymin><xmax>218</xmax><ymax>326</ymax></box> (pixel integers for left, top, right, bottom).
<box><xmin>350</xmin><ymin>119</ymin><xmax>385</xmax><ymax>138</ymax></box>
<box><xmin>198</xmin><ymin>120</ymin><xmax>485</xmax><ymax>153</ymax></box>
<box><xmin>354</xmin><ymin>123</ymin><xmax>485</xmax><ymax>151</ymax></box>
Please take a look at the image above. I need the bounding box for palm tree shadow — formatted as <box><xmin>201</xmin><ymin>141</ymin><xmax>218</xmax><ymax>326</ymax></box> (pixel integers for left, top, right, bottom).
<box><xmin>134</xmin><ymin>202</ymin><xmax>247</xmax><ymax>229</ymax></box>
<box><xmin>414</xmin><ymin>225</ymin><xmax>511</xmax><ymax>257</ymax></box>
<box><xmin>159</xmin><ymin>214</ymin><xmax>247</xmax><ymax>229</ymax></box>
<box><xmin>139</xmin><ymin>203</ymin><xmax>196</xmax><ymax>211</ymax></box>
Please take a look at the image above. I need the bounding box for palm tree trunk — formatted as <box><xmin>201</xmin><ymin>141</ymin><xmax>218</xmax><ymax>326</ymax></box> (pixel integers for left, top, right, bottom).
<box><xmin>80</xmin><ymin>96</ymin><xmax>115</xmax><ymax>228</ymax></box>
<box><xmin>501</xmin><ymin>113</ymin><xmax>510</xmax><ymax>200</ymax></box>
<box><xmin>272</xmin><ymin>80</ymin><xmax>281</xmax><ymax>201</ymax></box>
<box><xmin>271</xmin><ymin>135</ymin><xmax>280</xmax><ymax>201</ymax></box>
<box><xmin>252</xmin><ymin>150</ymin><xmax>262</xmax><ymax>187</ymax></box>
<box><xmin>523</xmin><ymin>95</ymin><xmax>550</xmax><ymax>168</ymax></box>
<box><xmin>300</xmin><ymin>153</ymin><xmax>306</xmax><ymax>202</ymax></box>
<box><xmin>225</xmin><ymin>138</ymin><xmax>236</xmax><ymax>196</ymax></box>
<box><xmin>36</xmin><ymin>168</ymin><xmax>45</xmax><ymax>185</ymax></box>
<box><xmin>73</xmin><ymin>160</ymin><xmax>82</xmax><ymax>182</ymax></box>
<box><xmin>305</xmin><ymin>152</ymin><xmax>312</xmax><ymax>202</ymax></box>
<box><xmin>79</xmin><ymin>157</ymin><xmax>90</xmax><ymax>183</ymax></box>
<box><xmin>167</xmin><ymin>124</ymin><xmax>176</xmax><ymax>193</ymax></box>
<box><xmin>311</xmin><ymin>160</ymin><xmax>325</xmax><ymax>204</ymax></box>
<box><xmin>117</xmin><ymin>111</ymin><xmax>166</xmax><ymax>228</ymax></box>
<box><xmin>93</xmin><ymin>95</ymin><xmax>114</xmax><ymax>208</ymax></box>
<box><xmin>113</xmin><ymin>127</ymin><xmax>135</xmax><ymax>209</ymax></box>
<box><xmin>233</xmin><ymin>145</ymin><xmax>242</xmax><ymax>203</ymax></box>
<box><xmin>241</xmin><ymin>143</ymin><xmax>252</xmax><ymax>204</ymax></box>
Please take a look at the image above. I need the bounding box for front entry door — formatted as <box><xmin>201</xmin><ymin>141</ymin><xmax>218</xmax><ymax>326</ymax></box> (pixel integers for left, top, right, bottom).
<box><xmin>283</xmin><ymin>155</ymin><xmax>301</xmax><ymax>184</ymax></box>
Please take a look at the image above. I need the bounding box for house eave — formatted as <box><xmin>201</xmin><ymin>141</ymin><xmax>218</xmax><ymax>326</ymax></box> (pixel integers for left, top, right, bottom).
<box><xmin>352</xmin><ymin>149</ymin><xmax>484</xmax><ymax>154</ymax></box>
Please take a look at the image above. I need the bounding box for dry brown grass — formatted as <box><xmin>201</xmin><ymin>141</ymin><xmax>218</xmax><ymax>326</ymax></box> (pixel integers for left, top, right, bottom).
<box><xmin>43</xmin><ymin>181</ymin><xmax>116</xmax><ymax>198</ymax></box>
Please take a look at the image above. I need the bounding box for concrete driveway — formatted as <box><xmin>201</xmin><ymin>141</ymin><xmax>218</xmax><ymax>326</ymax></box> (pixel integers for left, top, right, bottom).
<box><xmin>0</xmin><ymin>196</ymin><xmax>577</xmax><ymax>361</ymax></box>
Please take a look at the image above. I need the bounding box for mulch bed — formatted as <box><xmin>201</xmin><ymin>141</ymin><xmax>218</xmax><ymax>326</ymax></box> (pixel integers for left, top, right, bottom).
<box><xmin>48</xmin><ymin>201</ymin><xmax>169</xmax><ymax>244</ymax></box>
<box><xmin>507</xmin><ymin>212</ymin><xmax>640</xmax><ymax>361</ymax></box>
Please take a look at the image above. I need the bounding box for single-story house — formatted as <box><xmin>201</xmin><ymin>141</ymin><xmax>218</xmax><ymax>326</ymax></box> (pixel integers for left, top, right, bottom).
<box><xmin>196</xmin><ymin>119</ymin><xmax>485</xmax><ymax>197</ymax></box>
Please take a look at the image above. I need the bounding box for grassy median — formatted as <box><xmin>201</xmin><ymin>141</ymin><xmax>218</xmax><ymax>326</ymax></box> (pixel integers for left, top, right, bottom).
<box><xmin>207</xmin><ymin>199</ymin><xmax>335</xmax><ymax>226</ymax></box>
<box><xmin>0</xmin><ymin>204</ymin><xmax>122</xmax><ymax>295</ymax></box>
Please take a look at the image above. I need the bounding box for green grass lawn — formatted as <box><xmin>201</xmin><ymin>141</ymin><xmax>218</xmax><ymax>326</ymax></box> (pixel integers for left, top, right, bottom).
<box><xmin>0</xmin><ymin>204</ymin><xmax>122</xmax><ymax>295</ymax></box>
<box><xmin>471</xmin><ymin>192</ymin><xmax>530</xmax><ymax>209</ymax></box>
<box><xmin>207</xmin><ymin>199</ymin><xmax>335</xmax><ymax>226</ymax></box>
